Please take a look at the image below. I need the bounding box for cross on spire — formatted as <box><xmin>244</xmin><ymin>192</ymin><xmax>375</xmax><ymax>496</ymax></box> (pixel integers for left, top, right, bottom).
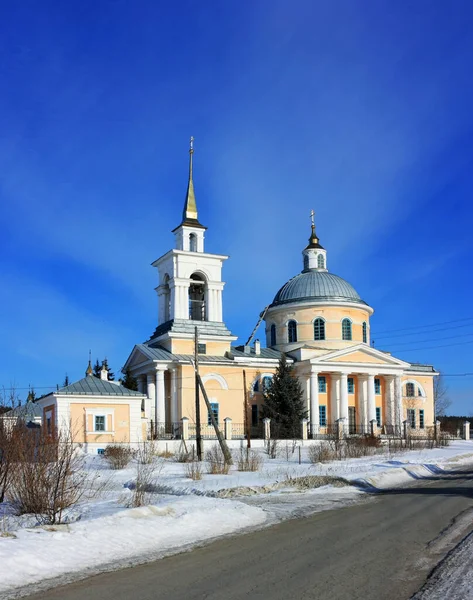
<box><xmin>310</xmin><ymin>209</ymin><xmax>315</xmax><ymax>228</ymax></box>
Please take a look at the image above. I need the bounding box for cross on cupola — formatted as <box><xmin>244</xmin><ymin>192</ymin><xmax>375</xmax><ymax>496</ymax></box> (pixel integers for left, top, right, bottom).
<box><xmin>302</xmin><ymin>210</ymin><xmax>328</xmax><ymax>272</ymax></box>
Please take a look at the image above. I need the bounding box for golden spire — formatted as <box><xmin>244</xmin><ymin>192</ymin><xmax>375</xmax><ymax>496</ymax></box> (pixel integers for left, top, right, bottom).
<box><xmin>182</xmin><ymin>136</ymin><xmax>198</xmax><ymax>222</ymax></box>
<box><xmin>307</xmin><ymin>209</ymin><xmax>320</xmax><ymax>247</ymax></box>
<box><xmin>85</xmin><ymin>350</ymin><xmax>93</xmax><ymax>377</ymax></box>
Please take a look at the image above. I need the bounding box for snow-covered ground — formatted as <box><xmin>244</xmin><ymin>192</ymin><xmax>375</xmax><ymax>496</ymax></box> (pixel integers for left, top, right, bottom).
<box><xmin>1</xmin><ymin>440</ymin><xmax>473</xmax><ymax>598</ymax></box>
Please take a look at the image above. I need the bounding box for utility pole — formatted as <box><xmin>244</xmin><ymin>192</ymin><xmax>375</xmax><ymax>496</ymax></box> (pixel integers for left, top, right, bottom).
<box><xmin>243</xmin><ymin>370</ymin><xmax>251</xmax><ymax>448</ymax></box>
<box><xmin>194</xmin><ymin>326</ymin><xmax>203</xmax><ymax>461</ymax></box>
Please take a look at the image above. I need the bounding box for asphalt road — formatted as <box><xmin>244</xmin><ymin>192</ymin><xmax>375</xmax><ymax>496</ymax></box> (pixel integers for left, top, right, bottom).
<box><xmin>27</xmin><ymin>466</ymin><xmax>473</xmax><ymax>600</ymax></box>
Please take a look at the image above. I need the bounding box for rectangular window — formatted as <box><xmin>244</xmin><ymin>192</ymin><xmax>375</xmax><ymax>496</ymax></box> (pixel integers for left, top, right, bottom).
<box><xmin>407</xmin><ymin>409</ymin><xmax>416</xmax><ymax>429</ymax></box>
<box><xmin>251</xmin><ymin>404</ymin><xmax>258</xmax><ymax>427</ymax></box>
<box><xmin>208</xmin><ymin>402</ymin><xmax>219</xmax><ymax>425</ymax></box>
<box><xmin>46</xmin><ymin>417</ymin><xmax>52</xmax><ymax>436</ymax></box>
<box><xmin>347</xmin><ymin>377</ymin><xmax>354</xmax><ymax>394</ymax></box>
<box><xmin>406</xmin><ymin>382</ymin><xmax>415</xmax><ymax>397</ymax></box>
<box><xmin>374</xmin><ymin>378</ymin><xmax>381</xmax><ymax>395</ymax></box>
<box><xmin>376</xmin><ymin>407</ymin><xmax>382</xmax><ymax>427</ymax></box>
<box><xmin>198</xmin><ymin>343</ymin><xmax>207</xmax><ymax>354</ymax></box>
<box><xmin>94</xmin><ymin>415</ymin><xmax>106</xmax><ymax>432</ymax></box>
<box><xmin>318</xmin><ymin>376</ymin><xmax>326</xmax><ymax>393</ymax></box>
<box><xmin>319</xmin><ymin>405</ymin><xmax>327</xmax><ymax>427</ymax></box>
<box><xmin>419</xmin><ymin>409</ymin><xmax>425</xmax><ymax>429</ymax></box>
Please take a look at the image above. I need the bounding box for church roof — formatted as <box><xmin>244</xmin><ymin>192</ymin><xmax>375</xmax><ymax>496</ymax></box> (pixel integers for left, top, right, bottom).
<box><xmin>56</xmin><ymin>377</ymin><xmax>145</xmax><ymax>396</ymax></box>
<box><xmin>271</xmin><ymin>270</ymin><xmax>367</xmax><ymax>308</ymax></box>
<box><xmin>3</xmin><ymin>401</ymin><xmax>42</xmax><ymax>420</ymax></box>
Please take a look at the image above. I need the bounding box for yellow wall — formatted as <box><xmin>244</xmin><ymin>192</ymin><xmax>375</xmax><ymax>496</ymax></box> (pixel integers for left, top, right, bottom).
<box><xmin>331</xmin><ymin>351</ymin><xmax>391</xmax><ymax>364</ymax></box>
<box><xmin>69</xmin><ymin>403</ymin><xmax>131</xmax><ymax>444</ymax></box>
<box><xmin>265</xmin><ymin>305</ymin><xmax>371</xmax><ymax>350</ymax></box>
<box><xmin>166</xmin><ymin>338</ymin><xmax>232</xmax><ymax>356</ymax></box>
<box><xmin>401</xmin><ymin>375</ymin><xmax>435</xmax><ymax>426</ymax></box>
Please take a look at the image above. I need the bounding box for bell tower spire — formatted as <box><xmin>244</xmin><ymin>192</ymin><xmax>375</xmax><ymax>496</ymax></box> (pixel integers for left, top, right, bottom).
<box><xmin>172</xmin><ymin>137</ymin><xmax>207</xmax><ymax>251</ymax></box>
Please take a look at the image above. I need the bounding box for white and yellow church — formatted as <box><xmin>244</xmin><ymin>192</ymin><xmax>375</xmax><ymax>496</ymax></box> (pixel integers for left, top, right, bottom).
<box><xmin>36</xmin><ymin>141</ymin><xmax>436</xmax><ymax>451</ymax></box>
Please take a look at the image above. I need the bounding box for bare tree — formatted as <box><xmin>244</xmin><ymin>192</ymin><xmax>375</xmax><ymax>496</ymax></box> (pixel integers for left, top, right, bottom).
<box><xmin>434</xmin><ymin>374</ymin><xmax>451</xmax><ymax>417</ymax></box>
<box><xmin>0</xmin><ymin>384</ymin><xmax>21</xmax><ymax>414</ymax></box>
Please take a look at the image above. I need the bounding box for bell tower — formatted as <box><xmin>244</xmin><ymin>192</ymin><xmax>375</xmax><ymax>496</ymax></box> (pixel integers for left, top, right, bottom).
<box><xmin>149</xmin><ymin>138</ymin><xmax>236</xmax><ymax>354</ymax></box>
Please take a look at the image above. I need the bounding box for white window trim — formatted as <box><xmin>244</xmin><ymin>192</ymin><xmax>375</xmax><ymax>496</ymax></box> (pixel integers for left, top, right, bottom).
<box><xmin>86</xmin><ymin>408</ymin><xmax>115</xmax><ymax>435</ymax></box>
<box><xmin>403</xmin><ymin>379</ymin><xmax>427</xmax><ymax>399</ymax></box>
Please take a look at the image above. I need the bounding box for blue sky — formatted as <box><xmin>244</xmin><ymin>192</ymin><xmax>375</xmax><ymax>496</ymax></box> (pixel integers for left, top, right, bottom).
<box><xmin>1</xmin><ymin>1</ymin><xmax>472</xmax><ymax>413</ymax></box>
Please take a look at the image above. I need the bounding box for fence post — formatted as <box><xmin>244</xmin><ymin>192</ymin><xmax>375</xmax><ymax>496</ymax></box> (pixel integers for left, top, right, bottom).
<box><xmin>403</xmin><ymin>419</ymin><xmax>409</xmax><ymax>440</ymax></box>
<box><xmin>301</xmin><ymin>418</ymin><xmax>308</xmax><ymax>441</ymax></box>
<box><xmin>435</xmin><ymin>420</ymin><xmax>441</xmax><ymax>440</ymax></box>
<box><xmin>181</xmin><ymin>417</ymin><xmax>189</xmax><ymax>441</ymax></box>
<box><xmin>224</xmin><ymin>417</ymin><xmax>233</xmax><ymax>440</ymax></box>
<box><xmin>370</xmin><ymin>419</ymin><xmax>377</xmax><ymax>438</ymax></box>
<box><xmin>463</xmin><ymin>421</ymin><xmax>470</xmax><ymax>440</ymax></box>
<box><xmin>263</xmin><ymin>417</ymin><xmax>271</xmax><ymax>441</ymax></box>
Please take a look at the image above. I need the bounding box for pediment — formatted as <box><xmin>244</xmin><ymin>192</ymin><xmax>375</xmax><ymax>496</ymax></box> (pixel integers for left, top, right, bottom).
<box><xmin>316</xmin><ymin>344</ymin><xmax>410</xmax><ymax>367</ymax></box>
<box><xmin>123</xmin><ymin>345</ymin><xmax>154</xmax><ymax>370</ymax></box>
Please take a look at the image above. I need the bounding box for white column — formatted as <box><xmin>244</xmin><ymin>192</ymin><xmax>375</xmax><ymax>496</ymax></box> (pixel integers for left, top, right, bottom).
<box><xmin>385</xmin><ymin>375</ymin><xmax>396</xmax><ymax>427</ymax></box>
<box><xmin>358</xmin><ymin>375</ymin><xmax>368</xmax><ymax>430</ymax></box>
<box><xmin>155</xmin><ymin>367</ymin><xmax>166</xmax><ymax>425</ymax></box>
<box><xmin>367</xmin><ymin>374</ymin><xmax>376</xmax><ymax>424</ymax></box>
<box><xmin>330</xmin><ymin>374</ymin><xmax>340</xmax><ymax>422</ymax></box>
<box><xmin>146</xmin><ymin>373</ymin><xmax>155</xmax><ymax>421</ymax></box>
<box><xmin>309</xmin><ymin>369</ymin><xmax>319</xmax><ymax>433</ymax></box>
<box><xmin>170</xmin><ymin>367</ymin><xmax>178</xmax><ymax>423</ymax></box>
<box><xmin>340</xmin><ymin>373</ymin><xmax>349</xmax><ymax>423</ymax></box>
<box><xmin>395</xmin><ymin>374</ymin><xmax>403</xmax><ymax>430</ymax></box>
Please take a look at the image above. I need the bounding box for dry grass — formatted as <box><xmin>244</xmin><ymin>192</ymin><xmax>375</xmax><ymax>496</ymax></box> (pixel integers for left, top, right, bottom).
<box><xmin>103</xmin><ymin>444</ymin><xmax>134</xmax><ymax>469</ymax></box>
<box><xmin>206</xmin><ymin>444</ymin><xmax>230</xmax><ymax>475</ymax></box>
<box><xmin>184</xmin><ymin>461</ymin><xmax>203</xmax><ymax>480</ymax></box>
<box><xmin>236</xmin><ymin>448</ymin><xmax>263</xmax><ymax>472</ymax></box>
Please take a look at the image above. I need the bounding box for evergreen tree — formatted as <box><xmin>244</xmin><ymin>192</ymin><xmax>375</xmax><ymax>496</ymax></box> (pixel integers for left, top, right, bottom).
<box><xmin>63</xmin><ymin>374</ymin><xmax>70</xmax><ymax>387</ymax></box>
<box><xmin>121</xmin><ymin>366</ymin><xmax>138</xmax><ymax>391</ymax></box>
<box><xmin>93</xmin><ymin>359</ymin><xmax>102</xmax><ymax>378</ymax></box>
<box><xmin>261</xmin><ymin>355</ymin><xmax>306</xmax><ymax>438</ymax></box>
<box><xmin>103</xmin><ymin>359</ymin><xmax>115</xmax><ymax>381</ymax></box>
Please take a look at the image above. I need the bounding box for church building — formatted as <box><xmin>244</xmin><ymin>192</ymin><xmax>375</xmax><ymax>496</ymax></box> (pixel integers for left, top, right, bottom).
<box><xmin>123</xmin><ymin>140</ymin><xmax>437</xmax><ymax>441</ymax></box>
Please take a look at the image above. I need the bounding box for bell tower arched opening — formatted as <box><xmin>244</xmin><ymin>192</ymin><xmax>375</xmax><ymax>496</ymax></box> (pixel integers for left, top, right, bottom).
<box><xmin>189</xmin><ymin>273</ymin><xmax>207</xmax><ymax>321</ymax></box>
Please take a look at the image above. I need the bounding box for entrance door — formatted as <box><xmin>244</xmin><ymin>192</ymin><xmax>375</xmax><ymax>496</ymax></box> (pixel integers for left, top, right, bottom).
<box><xmin>348</xmin><ymin>407</ymin><xmax>356</xmax><ymax>434</ymax></box>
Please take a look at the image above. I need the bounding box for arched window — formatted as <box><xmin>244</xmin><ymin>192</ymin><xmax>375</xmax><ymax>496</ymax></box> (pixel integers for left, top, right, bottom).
<box><xmin>342</xmin><ymin>318</ymin><xmax>352</xmax><ymax>341</ymax></box>
<box><xmin>288</xmin><ymin>320</ymin><xmax>298</xmax><ymax>343</ymax></box>
<box><xmin>406</xmin><ymin>382</ymin><xmax>415</xmax><ymax>397</ymax></box>
<box><xmin>362</xmin><ymin>321</ymin><xmax>367</xmax><ymax>344</ymax></box>
<box><xmin>314</xmin><ymin>318</ymin><xmax>325</xmax><ymax>341</ymax></box>
<box><xmin>189</xmin><ymin>233</ymin><xmax>197</xmax><ymax>252</ymax></box>
<box><xmin>317</xmin><ymin>254</ymin><xmax>325</xmax><ymax>269</ymax></box>
<box><xmin>270</xmin><ymin>324</ymin><xmax>277</xmax><ymax>346</ymax></box>
<box><xmin>189</xmin><ymin>273</ymin><xmax>206</xmax><ymax>321</ymax></box>
<box><xmin>262</xmin><ymin>376</ymin><xmax>273</xmax><ymax>392</ymax></box>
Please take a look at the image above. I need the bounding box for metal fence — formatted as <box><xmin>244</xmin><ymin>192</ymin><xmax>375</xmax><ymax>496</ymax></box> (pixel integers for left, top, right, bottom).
<box><xmin>148</xmin><ymin>421</ymin><xmax>182</xmax><ymax>440</ymax></box>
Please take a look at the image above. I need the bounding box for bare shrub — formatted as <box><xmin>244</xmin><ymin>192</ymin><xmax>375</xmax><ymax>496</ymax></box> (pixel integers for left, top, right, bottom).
<box><xmin>206</xmin><ymin>444</ymin><xmax>230</xmax><ymax>475</ymax></box>
<box><xmin>0</xmin><ymin>422</ymin><xmax>18</xmax><ymax>503</ymax></box>
<box><xmin>345</xmin><ymin>436</ymin><xmax>381</xmax><ymax>458</ymax></box>
<box><xmin>236</xmin><ymin>448</ymin><xmax>263</xmax><ymax>472</ymax></box>
<box><xmin>136</xmin><ymin>441</ymin><xmax>156</xmax><ymax>465</ymax></box>
<box><xmin>130</xmin><ymin>456</ymin><xmax>164</xmax><ymax>507</ymax></box>
<box><xmin>308</xmin><ymin>442</ymin><xmax>336</xmax><ymax>464</ymax></box>
<box><xmin>185</xmin><ymin>460</ymin><xmax>203</xmax><ymax>480</ymax></box>
<box><xmin>8</xmin><ymin>428</ymin><xmax>89</xmax><ymax>524</ymax></box>
<box><xmin>103</xmin><ymin>444</ymin><xmax>134</xmax><ymax>469</ymax></box>
<box><xmin>157</xmin><ymin>450</ymin><xmax>174</xmax><ymax>459</ymax></box>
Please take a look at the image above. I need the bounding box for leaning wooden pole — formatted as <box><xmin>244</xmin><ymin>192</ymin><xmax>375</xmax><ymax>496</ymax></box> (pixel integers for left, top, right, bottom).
<box><xmin>243</xmin><ymin>369</ymin><xmax>251</xmax><ymax>448</ymax></box>
<box><xmin>194</xmin><ymin>327</ymin><xmax>203</xmax><ymax>461</ymax></box>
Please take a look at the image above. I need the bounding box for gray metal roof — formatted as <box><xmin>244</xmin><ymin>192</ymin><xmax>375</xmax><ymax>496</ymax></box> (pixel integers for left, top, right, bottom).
<box><xmin>271</xmin><ymin>270</ymin><xmax>367</xmax><ymax>308</ymax></box>
<box><xmin>230</xmin><ymin>347</ymin><xmax>283</xmax><ymax>360</ymax></box>
<box><xmin>3</xmin><ymin>401</ymin><xmax>42</xmax><ymax>420</ymax></box>
<box><xmin>147</xmin><ymin>319</ymin><xmax>234</xmax><ymax>343</ymax></box>
<box><xmin>406</xmin><ymin>363</ymin><xmax>436</xmax><ymax>373</ymax></box>
<box><xmin>57</xmin><ymin>376</ymin><xmax>145</xmax><ymax>396</ymax></box>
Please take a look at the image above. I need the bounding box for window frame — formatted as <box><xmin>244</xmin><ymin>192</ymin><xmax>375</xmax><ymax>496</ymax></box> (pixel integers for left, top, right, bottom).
<box><xmin>251</xmin><ymin>404</ymin><xmax>258</xmax><ymax>427</ymax></box>
<box><xmin>376</xmin><ymin>407</ymin><xmax>382</xmax><ymax>427</ymax></box>
<box><xmin>347</xmin><ymin>377</ymin><xmax>355</xmax><ymax>394</ymax></box>
<box><xmin>94</xmin><ymin>415</ymin><xmax>106</xmax><ymax>432</ymax></box>
<box><xmin>407</xmin><ymin>408</ymin><xmax>416</xmax><ymax>429</ymax></box>
<box><xmin>288</xmin><ymin>320</ymin><xmax>298</xmax><ymax>343</ymax></box>
<box><xmin>342</xmin><ymin>318</ymin><xmax>352</xmax><ymax>341</ymax></box>
<box><xmin>208</xmin><ymin>402</ymin><xmax>219</xmax><ymax>426</ymax></box>
<box><xmin>270</xmin><ymin>324</ymin><xmax>277</xmax><ymax>346</ymax></box>
<box><xmin>419</xmin><ymin>409</ymin><xmax>425</xmax><ymax>429</ymax></box>
<box><xmin>314</xmin><ymin>317</ymin><xmax>326</xmax><ymax>341</ymax></box>
<box><xmin>319</xmin><ymin>405</ymin><xmax>327</xmax><ymax>427</ymax></box>
<box><xmin>362</xmin><ymin>321</ymin><xmax>367</xmax><ymax>344</ymax></box>
<box><xmin>318</xmin><ymin>376</ymin><xmax>327</xmax><ymax>393</ymax></box>
<box><xmin>406</xmin><ymin>382</ymin><xmax>415</xmax><ymax>397</ymax></box>
<box><xmin>374</xmin><ymin>378</ymin><xmax>381</xmax><ymax>395</ymax></box>
<box><xmin>262</xmin><ymin>376</ymin><xmax>273</xmax><ymax>392</ymax></box>
<box><xmin>317</xmin><ymin>254</ymin><xmax>325</xmax><ymax>269</ymax></box>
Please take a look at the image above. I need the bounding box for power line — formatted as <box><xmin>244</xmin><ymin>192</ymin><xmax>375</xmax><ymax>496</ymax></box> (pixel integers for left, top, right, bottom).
<box><xmin>388</xmin><ymin>339</ymin><xmax>473</xmax><ymax>353</ymax></box>
<box><xmin>378</xmin><ymin>331</ymin><xmax>473</xmax><ymax>348</ymax></box>
<box><xmin>374</xmin><ymin>317</ymin><xmax>473</xmax><ymax>335</ymax></box>
<box><xmin>374</xmin><ymin>322</ymin><xmax>473</xmax><ymax>340</ymax></box>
